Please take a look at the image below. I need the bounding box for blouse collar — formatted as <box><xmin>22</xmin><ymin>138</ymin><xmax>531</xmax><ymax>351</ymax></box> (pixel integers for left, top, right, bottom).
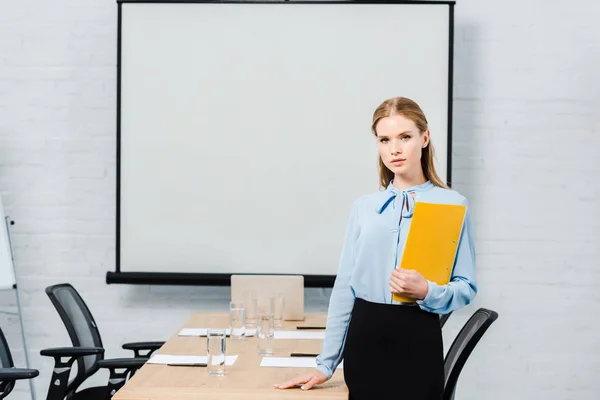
<box><xmin>375</xmin><ymin>180</ymin><xmax>434</xmax><ymax>216</ymax></box>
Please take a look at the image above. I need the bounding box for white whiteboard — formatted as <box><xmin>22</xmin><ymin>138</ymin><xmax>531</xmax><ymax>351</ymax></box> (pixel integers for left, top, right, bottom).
<box><xmin>0</xmin><ymin>193</ymin><xmax>16</xmax><ymax>290</ymax></box>
<box><xmin>117</xmin><ymin>2</ymin><xmax>452</xmax><ymax>277</ymax></box>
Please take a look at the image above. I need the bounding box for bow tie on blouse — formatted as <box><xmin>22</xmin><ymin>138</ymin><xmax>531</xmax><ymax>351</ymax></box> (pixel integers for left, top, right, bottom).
<box><xmin>375</xmin><ymin>189</ymin><xmax>417</xmax><ymax>218</ymax></box>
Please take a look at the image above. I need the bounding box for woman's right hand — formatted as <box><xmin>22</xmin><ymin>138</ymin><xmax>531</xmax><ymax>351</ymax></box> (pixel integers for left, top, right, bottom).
<box><xmin>273</xmin><ymin>369</ymin><xmax>328</xmax><ymax>391</ymax></box>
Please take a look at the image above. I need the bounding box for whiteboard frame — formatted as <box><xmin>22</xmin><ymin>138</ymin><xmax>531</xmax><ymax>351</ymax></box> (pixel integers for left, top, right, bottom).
<box><xmin>107</xmin><ymin>0</ymin><xmax>456</xmax><ymax>287</ymax></box>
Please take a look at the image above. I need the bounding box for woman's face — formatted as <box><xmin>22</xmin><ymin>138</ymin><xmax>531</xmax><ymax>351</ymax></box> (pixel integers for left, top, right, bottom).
<box><xmin>375</xmin><ymin>114</ymin><xmax>429</xmax><ymax>178</ymax></box>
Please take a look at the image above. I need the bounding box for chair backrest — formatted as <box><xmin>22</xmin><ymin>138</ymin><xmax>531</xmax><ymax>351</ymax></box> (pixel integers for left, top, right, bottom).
<box><xmin>0</xmin><ymin>327</ymin><xmax>15</xmax><ymax>397</ymax></box>
<box><xmin>443</xmin><ymin>308</ymin><xmax>498</xmax><ymax>400</ymax></box>
<box><xmin>440</xmin><ymin>312</ymin><xmax>452</xmax><ymax>328</ymax></box>
<box><xmin>45</xmin><ymin>283</ymin><xmax>104</xmax><ymax>392</ymax></box>
<box><xmin>0</xmin><ymin>327</ymin><xmax>14</xmax><ymax>370</ymax></box>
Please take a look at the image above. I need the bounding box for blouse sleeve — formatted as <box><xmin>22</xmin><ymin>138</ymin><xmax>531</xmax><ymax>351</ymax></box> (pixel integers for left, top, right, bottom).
<box><xmin>315</xmin><ymin>200</ymin><xmax>360</xmax><ymax>379</ymax></box>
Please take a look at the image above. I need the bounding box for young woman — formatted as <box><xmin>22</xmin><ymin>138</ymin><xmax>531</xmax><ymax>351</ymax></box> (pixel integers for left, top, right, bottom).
<box><xmin>274</xmin><ymin>97</ymin><xmax>477</xmax><ymax>400</ymax></box>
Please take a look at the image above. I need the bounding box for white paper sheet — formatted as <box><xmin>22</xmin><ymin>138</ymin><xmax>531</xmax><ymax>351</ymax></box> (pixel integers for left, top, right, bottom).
<box><xmin>273</xmin><ymin>331</ymin><xmax>326</xmax><ymax>340</ymax></box>
<box><xmin>178</xmin><ymin>328</ymin><xmax>256</xmax><ymax>337</ymax></box>
<box><xmin>147</xmin><ymin>354</ymin><xmax>238</xmax><ymax>366</ymax></box>
<box><xmin>260</xmin><ymin>357</ymin><xmax>343</xmax><ymax>369</ymax></box>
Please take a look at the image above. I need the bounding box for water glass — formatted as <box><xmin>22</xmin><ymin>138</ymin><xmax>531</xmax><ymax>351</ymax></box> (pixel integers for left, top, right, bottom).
<box><xmin>258</xmin><ymin>295</ymin><xmax>275</xmax><ymax>315</ymax></box>
<box><xmin>244</xmin><ymin>291</ymin><xmax>258</xmax><ymax>329</ymax></box>
<box><xmin>207</xmin><ymin>329</ymin><xmax>226</xmax><ymax>376</ymax></box>
<box><xmin>257</xmin><ymin>313</ymin><xmax>275</xmax><ymax>356</ymax></box>
<box><xmin>272</xmin><ymin>293</ymin><xmax>285</xmax><ymax>329</ymax></box>
<box><xmin>229</xmin><ymin>301</ymin><xmax>246</xmax><ymax>341</ymax></box>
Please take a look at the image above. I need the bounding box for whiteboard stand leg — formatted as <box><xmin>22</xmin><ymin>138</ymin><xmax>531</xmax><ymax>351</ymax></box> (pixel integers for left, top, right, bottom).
<box><xmin>4</xmin><ymin>216</ymin><xmax>36</xmax><ymax>400</ymax></box>
<box><xmin>16</xmin><ymin>283</ymin><xmax>35</xmax><ymax>400</ymax></box>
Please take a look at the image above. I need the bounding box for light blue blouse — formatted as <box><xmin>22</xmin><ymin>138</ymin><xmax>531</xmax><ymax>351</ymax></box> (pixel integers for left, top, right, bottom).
<box><xmin>315</xmin><ymin>180</ymin><xmax>477</xmax><ymax>379</ymax></box>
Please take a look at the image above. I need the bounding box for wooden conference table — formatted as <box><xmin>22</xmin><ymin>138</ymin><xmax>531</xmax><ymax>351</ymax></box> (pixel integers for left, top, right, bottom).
<box><xmin>112</xmin><ymin>312</ymin><xmax>347</xmax><ymax>400</ymax></box>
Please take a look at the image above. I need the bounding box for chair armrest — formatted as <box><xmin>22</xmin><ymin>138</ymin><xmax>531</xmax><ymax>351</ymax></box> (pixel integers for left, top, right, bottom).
<box><xmin>97</xmin><ymin>358</ymin><xmax>147</xmax><ymax>370</ymax></box>
<box><xmin>122</xmin><ymin>341</ymin><xmax>164</xmax><ymax>358</ymax></box>
<box><xmin>40</xmin><ymin>346</ymin><xmax>104</xmax><ymax>358</ymax></box>
<box><xmin>40</xmin><ymin>347</ymin><xmax>104</xmax><ymax>400</ymax></box>
<box><xmin>0</xmin><ymin>368</ymin><xmax>39</xmax><ymax>381</ymax></box>
<box><xmin>97</xmin><ymin>358</ymin><xmax>149</xmax><ymax>397</ymax></box>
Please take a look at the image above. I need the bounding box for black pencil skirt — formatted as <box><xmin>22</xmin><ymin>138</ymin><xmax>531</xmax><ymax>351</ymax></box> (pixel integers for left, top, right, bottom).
<box><xmin>343</xmin><ymin>298</ymin><xmax>444</xmax><ymax>400</ymax></box>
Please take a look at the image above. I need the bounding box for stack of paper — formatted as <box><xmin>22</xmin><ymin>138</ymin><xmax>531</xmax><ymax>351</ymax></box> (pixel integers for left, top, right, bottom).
<box><xmin>178</xmin><ymin>328</ymin><xmax>256</xmax><ymax>337</ymax></box>
<box><xmin>148</xmin><ymin>354</ymin><xmax>238</xmax><ymax>366</ymax></box>
<box><xmin>260</xmin><ymin>357</ymin><xmax>342</xmax><ymax>369</ymax></box>
<box><xmin>273</xmin><ymin>331</ymin><xmax>326</xmax><ymax>340</ymax></box>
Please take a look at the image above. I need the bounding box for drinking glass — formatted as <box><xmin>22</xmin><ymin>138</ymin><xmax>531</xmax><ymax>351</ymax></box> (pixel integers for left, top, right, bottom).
<box><xmin>244</xmin><ymin>291</ymin><xmax>258</xmax><ymax>330</ymax></box>
<box><xmin>207</xmin><ymin>329</ymin><xmax>226</xmax><ymax>376</ymax></box>
<box><xmin>272</xmin><ymin>293</ymin><xmax>285</xmax><ymax>329</ymax></box>
<box><xmin>229</xmin><ymin>301</ymin><xmax>246</xmax><ymax>341</ymax></box>
<box><xmin>257</xmin><ymin>313</ymin><xmax>275</xmax><ymax>356</ymax></box>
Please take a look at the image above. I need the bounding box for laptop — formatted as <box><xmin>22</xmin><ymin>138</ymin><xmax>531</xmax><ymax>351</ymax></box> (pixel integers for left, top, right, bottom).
<box><xmin>230</xmin><ymin>275</ymin><xmax>305</xmax><ymax>321</ymax></box>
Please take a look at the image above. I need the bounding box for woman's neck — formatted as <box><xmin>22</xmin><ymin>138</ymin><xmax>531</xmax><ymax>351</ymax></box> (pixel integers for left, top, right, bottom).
<box><xmin>392</xmin><ymin>171</ymin><xmax>427</xmax><ymax>191</ymax></box>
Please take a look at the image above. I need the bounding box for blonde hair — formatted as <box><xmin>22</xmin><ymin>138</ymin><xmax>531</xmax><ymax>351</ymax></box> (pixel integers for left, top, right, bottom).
<box><xmin>371</xmin><ymin>97</ymin><xmax>448</xmax><ymax>190</ymax></box>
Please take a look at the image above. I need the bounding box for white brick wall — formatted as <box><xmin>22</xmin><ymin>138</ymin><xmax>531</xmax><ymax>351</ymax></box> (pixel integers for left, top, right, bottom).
<box><xmin>0</xmin><ymin>0</ymin><xmax>598</xmax><ymax>399</ymax></box>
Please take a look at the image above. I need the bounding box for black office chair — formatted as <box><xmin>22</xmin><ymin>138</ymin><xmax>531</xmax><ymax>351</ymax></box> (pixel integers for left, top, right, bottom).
<box><xmin>41</xmin><ymin>283</ymin><xmax>165</xmax><ymax>400</ymax></box>
<box><xmin>440</xmin><ymin>312</ymin><xmax>452</xmax><ymax>328</ymax></box>
<box><xmin>443</xmin><ymin>308</ymin><xmax>498</xmax><ymax>400</ymax></box>
<box><xmin>0</xmin><ymin>326</ymin><xmax>38</xmax><ymax>399</ymax></box>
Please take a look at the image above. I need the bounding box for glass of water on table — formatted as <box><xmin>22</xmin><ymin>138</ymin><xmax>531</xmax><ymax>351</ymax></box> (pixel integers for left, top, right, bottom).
<box><xmin>257</xmin><ymin>312</ymin><xmax>275</xmax><ymax>356</ymax></box>
<box><xmin>244</xmin><ymin>291</ymin><xmax>258</xmax><ymax>330</ymax></box>
<box><xmin>207</xmin><ymin>329</ymin><xmax>226</xmax><ymax>376</ymax></box>
<box><xmin>272</xmin><ymin>293</ymin><xmax>285</xmax><ymax>329</ymax></box>
<box><xmin>229</xmin><ymin>301</ymin><xmax>246</xmax><ymax>341</ymax></box>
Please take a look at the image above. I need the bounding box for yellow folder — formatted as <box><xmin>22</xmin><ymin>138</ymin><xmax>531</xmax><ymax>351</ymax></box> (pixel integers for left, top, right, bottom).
<box><xmin>392</xmin><ymin>202</ymin><xmax>467</xmax><ymax>303</ymax></box>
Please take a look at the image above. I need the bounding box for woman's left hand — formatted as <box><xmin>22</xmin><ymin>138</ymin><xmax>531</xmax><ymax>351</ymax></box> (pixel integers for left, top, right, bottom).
<box><xmin>389</xmin><ymin>268</ymin><xmax>429</xmax><ymax>300</ymax></box>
